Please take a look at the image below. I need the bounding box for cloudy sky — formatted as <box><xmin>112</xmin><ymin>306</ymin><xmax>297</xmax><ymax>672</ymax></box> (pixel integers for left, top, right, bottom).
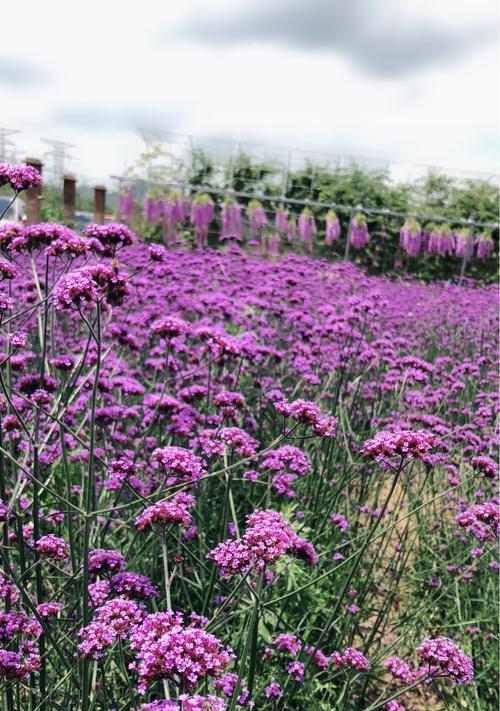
<box><xmin>1</xmin><ymin>0</ymin><xmax>499</xmax><ymax>185</ymax></box>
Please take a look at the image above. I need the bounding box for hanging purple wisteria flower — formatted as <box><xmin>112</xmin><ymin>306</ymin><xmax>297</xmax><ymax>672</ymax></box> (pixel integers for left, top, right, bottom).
<box><xmin>275</xmin><ymin>204</ymin><xmax>289</xmax><ymax>234</ymax></box>
<box><xmin>118</xmin><ymin>187</ymin><xmax>134</xmax><ymax>222</ymax></box>
<box><xmin>247</xmin><ymin>199</ymin><xmax>268</xmax><ymax>239</ymax></box>
<box><xmin>350</xmin><ymin>213</ymin><xmax>369</xmax><ymax>249</ymax></box>
<box><xmin>325</xmin><ymin>210</ymin><xmax>341</xmax><ymax>246</ymax></box>
<box><xmin>454</xmin><ymin>227</ymin><xmax>474</xmax><ymax>261</ymax></box>
<box><xmin>399</xmin><ymin>219</ymin><xmax>422</xmax><ymax>257</ymax></box>
<box><xmin>283</xmin><ymin>214</ymin><xmax>295</xmax><ymax>244</ymax></box>
<box><xmin>298</xmin><ymin>207</ymin><xmax>317</xmax><ymax>252</ymax></box>
<box><xmin>190</xmin><ymin>193</ymin><xmax>215</xmax><ymax>248</ymax></box>
<box><xmin>163</xmin><ymin>192</ymin><xmax>186</xmax><ymax>246</ymax></box>
<box><xmin>426</xmin><ymin>224</ymin><xmax>455</xmax><ymax>257</ymax></box>
<box><xmin>143</xmin><ymin>193</ymin><xmax>164</xmax><ymax>224</ymax></box>
<box><xmin>220</xmin><ymin>197</ymin><xmax>243</xmax><ymax>241</ymax></box>
<box><xmin>476</xmin><ymin>231</ymin><xmax>494</xmax><ymax>261</ymax></box>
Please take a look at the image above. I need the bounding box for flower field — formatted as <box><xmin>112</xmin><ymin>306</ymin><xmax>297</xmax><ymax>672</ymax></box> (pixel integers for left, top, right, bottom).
<box><xmin>0</xmin><ymin>165</ymin><xmax>498</xmax><ymax>710</ymax></box>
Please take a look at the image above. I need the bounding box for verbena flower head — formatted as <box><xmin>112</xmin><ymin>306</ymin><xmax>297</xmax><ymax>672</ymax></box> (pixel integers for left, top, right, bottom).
<box><xmin>362</xmin><ymin>429</ymin><xmax>438</xmax><ymax>463</ymax></box>
<box><xmin>83</xmin><ymin>223</ymin><xmax>136</xmax><ymax>254</ymax></box>
<box><xmin>455</xmin><ymin>499</ymin><xmax>499</xmax><ymax>539</ymax></box>
<box><xmin>131</xmin><ymin>622</ymin><xmax>234</xmax><ymax>693</ymax></box>
<box><xmin>36</xmin><ymin>602</ymin><xmax>62</xmax><ymax>620</ymax></box>
<box><xmin>53</xmin><ymin>263</ymin><xmax>130</xmax><ymax>309</ymax></box>
<box><xmin>110</xmin><ymin>572</ymin><xmax>159</xmax><ymax>601</ymax></box>
<box><xmin>471</xmin><ymin>455</ymin><xmax>497</xmax><ymax>479</ymax></box>
<box><xmin>88</xmin><ymin>549</ymin><xmax>127</xmax><ymax>578</ymax></box>
<box><xmin>11</xmin><ymin>223</ymin><xmax>72</xmax><ymax>252</ymax></box>
<box><xmin>0</xmin><ymin>163</ymin><xmax>42</xmax><ymax>192</ymax></box>
<box><xmin>0</xmin><ymin>223</ymin><xmax>24</xmax><ymax>250</ymax></box>
<box><xmin>0</xmin><ymin>258</ymin><xmax>18</xmax><ymax>280</ymax></box>
<box><xmin>34</xmin><ymin>534</ymin><xmax>68</xmax><ymax>562</ymax></box>
<box><xmin>274</xmin><ymin>398</ymin><xmax>337</xmax><ymax>437</ymax></box>
<box><xmin>135</xmin><ymin>491</ymin><xmax>195</xmax><ymax>532</ymax></box>
<box><xmin>151</xmin><ymin>316</ymin><xmax>190</xmax><ymax>338</ymax></box>
<box><xmin>417</xmin><ymin>637</ymin><xmax>473</xmax><ymax>685</ymax></box>
<box><xmin>208</xmin><ymin>509</ymin><xmax>317</xmax><ymax>577</ymax></box>
<box><xmin>152</xmin><ymin>446</ymin><xmax>206</xmax><ymax>486</ymax></box>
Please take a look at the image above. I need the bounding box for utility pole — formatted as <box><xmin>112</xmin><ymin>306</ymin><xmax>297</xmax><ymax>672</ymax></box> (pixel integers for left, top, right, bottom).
<box><xmin>42</xmin><ymin>139</ymin><xmax>76</xmax><ymax>185</ymax></box>
<box><xmin>0</xmin><ymin>128</ymin><xmax>20</xmax><ymax>162</ymax></box>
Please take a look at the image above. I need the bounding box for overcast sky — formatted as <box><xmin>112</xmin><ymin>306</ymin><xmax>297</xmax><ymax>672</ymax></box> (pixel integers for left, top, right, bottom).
<box><xmin>1</xmin><ymin>0</ymin><xmax>499</xmax><ymax>185</ymax></box>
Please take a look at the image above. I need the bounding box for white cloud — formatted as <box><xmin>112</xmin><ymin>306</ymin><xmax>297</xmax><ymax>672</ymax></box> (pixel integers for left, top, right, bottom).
<box><xmin>0</xmin><ymin>0</ymin><xmax>498</xmax><ymax>185</ymax></box>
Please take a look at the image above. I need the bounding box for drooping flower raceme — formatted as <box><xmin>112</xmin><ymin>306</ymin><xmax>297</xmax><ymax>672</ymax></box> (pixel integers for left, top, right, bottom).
<box><xmin>298</xmin><ymin>208</ymin><xmax>317</xmax><ymax>251</ymax></box>
<box><xmin>190</xmin><ymin>194</ymin><xmax>215</xmax><ymax>248</ymax></box>
<box><xmin>325</xmin><ymin>210</ymin><xmax>341</xmax><ymax>246</ymax></box>
<box><xmin>476</xmin><ymin>232</ymin><xmax>494</xmax><ymax>261</ymax></box>
<box><xmin>399</xmin><ymin>219</ymin><xmax>422</xmax><ymax>258</ymax></box>
<box><xmin>350</xmin><ymin>214</ymin><xmax>369</xmax><ymax>249</ymax></box>
<box><xmin>247</xmin><ymin>200</ymin><xmax>268</xmax><ymax>240</ymax></box>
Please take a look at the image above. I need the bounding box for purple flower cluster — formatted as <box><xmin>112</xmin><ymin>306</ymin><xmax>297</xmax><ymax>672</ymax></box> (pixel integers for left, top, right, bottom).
<box><xmin>362</xmin><ymin>429</ymin><xmax>438</xmax><ymax>463</ymax></box>
<box><xmin>34</xmin><ymin>534</ymin><xmax>68</xmax><ymax>562</ymax></box>
<box><xmin>135</xmin><ymin>491</ymin><xmax>195</xmax><ymax>532</ymax></box>
<box><xmin>417</xmin><ymin>637</ymin><xmax>474</xmax><ymax>685</ymax></box>
<box><xmin>208</xmin><ymin>509</ymin><xmax>317</xmax><ymax>577</ymax></box>
<box><xmin>385</xmin><ymin>637</ymin><xmax>473</xmax><ymax>687</ymax></box>
<box><xmin>274</xmin><ymin>398</ymin><xmax>337</xmax><ymax>437</ymax></box>
<box><xmin>54</xmin><ymin>263</ymin><xmax>130</xmax><ymax>310</ymax></box>
<box><xmin>83</xmin><ymin>223</ymin><xmax>136</xmax><ymax>254</ymax></box>
<box><xmin>0</xmin><ymin>163</ymin><xmax>42</xmax><ymax>192</ymax></box>
<box><xmin>152</xmin><ymin>446</ymin><xmax>206</xmax><ymax>486</ymax></box>
<box><xmin>129</xmin><ymin>611</ymin><xmax>234</xmax><ymax>693</ymax></box>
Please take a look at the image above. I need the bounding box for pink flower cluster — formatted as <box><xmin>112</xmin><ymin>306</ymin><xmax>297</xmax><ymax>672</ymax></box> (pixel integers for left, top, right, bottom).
<box><xmin>83</xmin><ymin>223</ymin><xmax>136</xmax><ymax>254</ymax></box>
<box><xmin>471</xmin><ymin>455</ymin><xmax>497</xmax><ymax>479</ymax></box>
<box><xmin>79</xmin><ymin>597</ymin><xmax>145</xmax><ymax>659</ymax></box>
<box><xmin>152</xmin><ymin>446</ymin><xmax>206</xmax><ymax>486</ymax></box>
<box><xmin>208</xmin><ymin>509</ymin><xmax>318</xmax><ymax>578</ymax></box>
<box><xmin>151</xmin><ymin>316</ymin><xmax>190</xmax><ymax>338</ymax></box>
<box><xmin>274</xmin><ymin>398</ymin><xmax>337</xmax><ymax>437</ymax></box>
<box><xmin>34</xmin><ymin>534</ymin><xmax>68</xmax><ymax>562</ymax></box>
<box><xmin>385</xmin><ymin>637</ymin><xmax>473</xmax><ymax>687</ymax></box>
<box><xmin>129</xmin><ymin>610</ymin><xmax>234</xmax><ymax>693</ymax></box>
<box><xmin>54</xmin><ymin>263</ymin><xmax>130</xmax><ymax>310</ymax></box>
<box><xmin>0</xmin><ymin>610</ymin><xmax>42</xmax><ymax>681</ymax></box>
<box><xmin>455</xmin><ymin>499</ymin><xmax>499</xmax><ymax>540</ymax></box>
<box><xmin>88</xmin><ymin>548</ymin><xmax>127</xmax><ymax>578</ymax></box>
<box><xmin>362</xmin><ymin>429</ymin><xmax>438</xmax><ymax>463</ymax></box>
<box><xmin>417</xmin><ymin>637</ymin><xmax>474</xmax><ymax>685</ymax></box>
<box><xmin>0</xmin><ymin>163</ymin><xmax>42</xmax><ymax>191</ymax></box>
<box><xmin>135</xmin><ymin>491</ymin><xmax>195</xmax><ymax>532</ymax></box>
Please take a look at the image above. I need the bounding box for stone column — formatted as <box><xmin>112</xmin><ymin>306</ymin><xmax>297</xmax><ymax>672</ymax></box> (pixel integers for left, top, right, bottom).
<box><xmin>25</xmin><ymin>158</ymin><xmax>43</xmax><ymax>225</ymax></box>
<box><xmin>63</xmin><ymin>174</ymin><xmax>76</xmax><ymax>225</ymax></box>
<box><xmin>94</xmin><ymin>185</ymin><xmax>106</xmax><ymax>225</ymax></box>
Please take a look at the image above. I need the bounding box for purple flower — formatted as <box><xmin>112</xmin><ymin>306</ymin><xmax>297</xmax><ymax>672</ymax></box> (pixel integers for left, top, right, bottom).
<box><xmin>0</xmin><ymin>163</ymin><xmax>42</xmax><ymax>192</ymax></box>
<box><xmin>417</xmin><ymin>637</ymin><xmax>473</xmax><ymax>685</ymax></box>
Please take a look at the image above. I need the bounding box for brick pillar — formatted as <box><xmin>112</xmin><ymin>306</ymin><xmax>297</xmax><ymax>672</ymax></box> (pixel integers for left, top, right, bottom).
<box><xmin>63</xmin><ymin>174</ymin><xmax>76</xmax><ymax>225</ymax></box>
<box><xmin>25</xmin><ymin>158</ymin><xmax>43</xmax><ymax>225</ymax></box>
<box><xmin>94</xmin><ymin>185</ymin><xmax>106</xmax><ymax>225</ymax></box>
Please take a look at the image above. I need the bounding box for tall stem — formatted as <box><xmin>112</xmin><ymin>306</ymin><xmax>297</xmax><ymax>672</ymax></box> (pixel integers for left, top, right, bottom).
<box><xmin>81</xmin><ymin>300</ymin><xmax>102</xmax><ymax>711</ymax></box>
